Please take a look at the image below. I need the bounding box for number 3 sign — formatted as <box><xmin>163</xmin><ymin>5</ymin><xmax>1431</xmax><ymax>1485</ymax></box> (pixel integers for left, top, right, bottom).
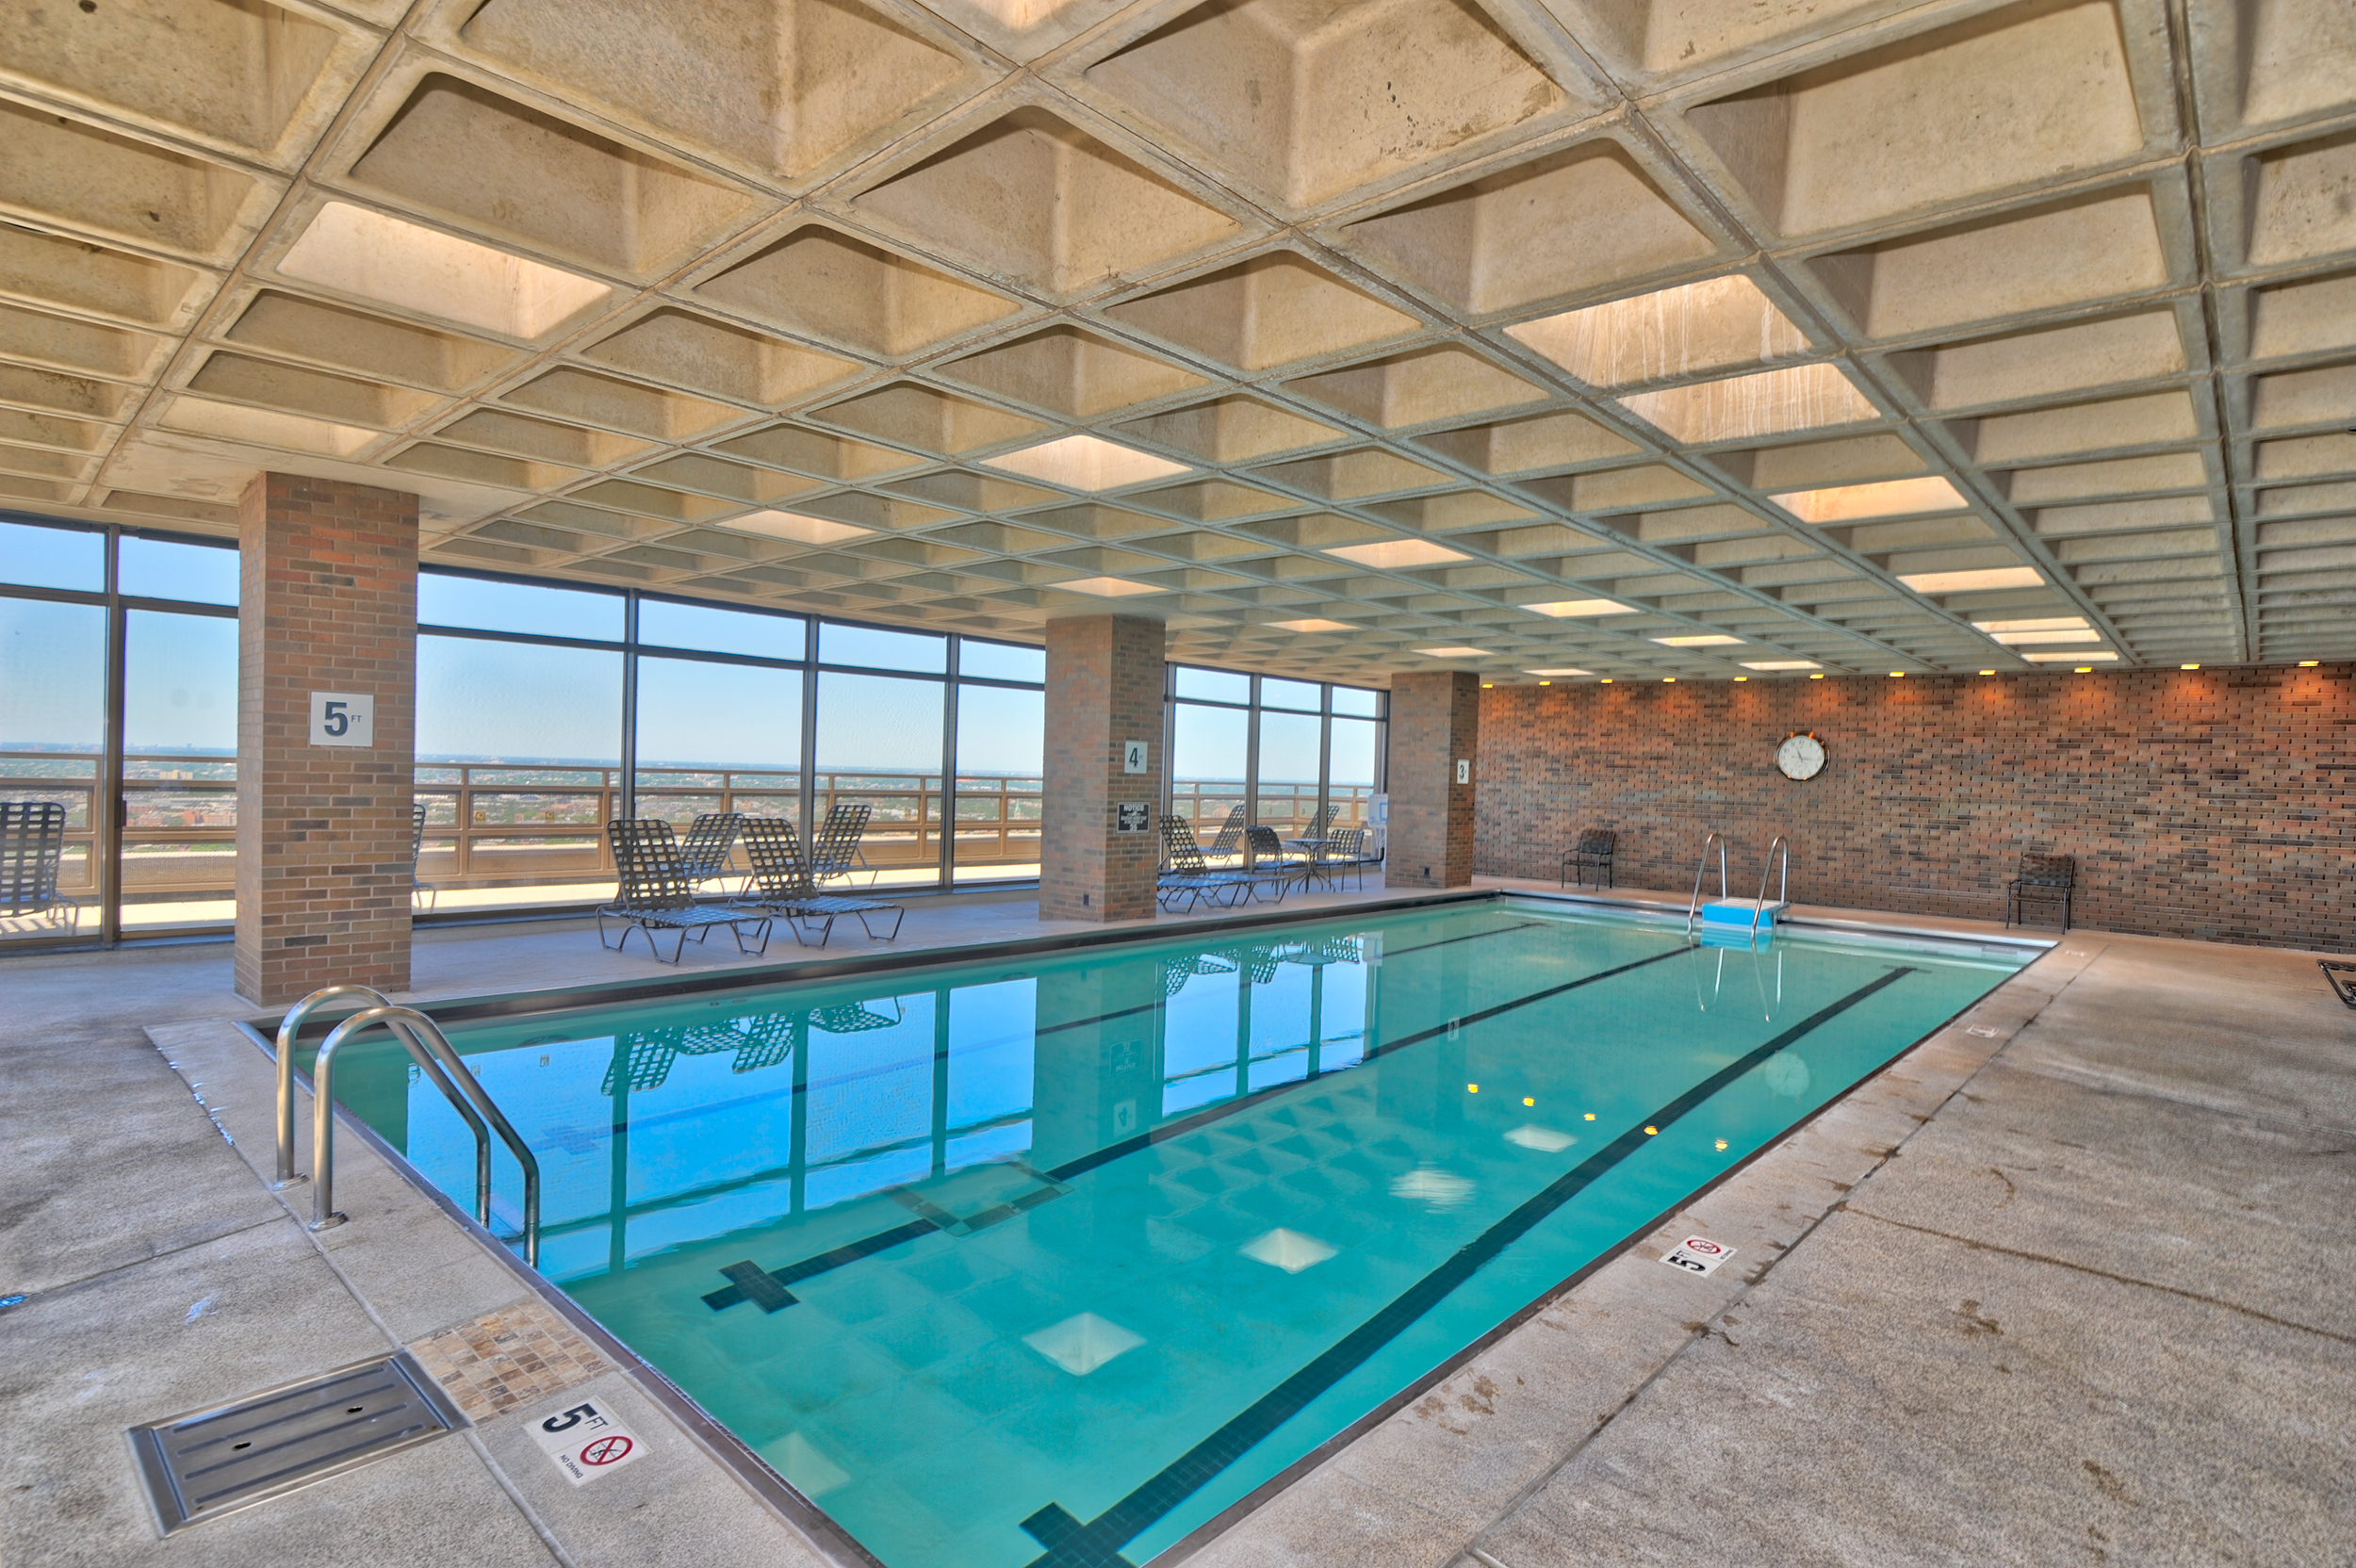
<box><xmin>309</xmin><ymin>692</ymin><xmax>374</xmax><ymax>748</ymax></box>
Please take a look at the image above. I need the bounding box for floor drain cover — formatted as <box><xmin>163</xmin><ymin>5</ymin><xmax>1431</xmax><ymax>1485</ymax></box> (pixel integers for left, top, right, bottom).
<box><xmin>130</xmin><ymin>1351</ymin><xmax>465</xmax><ymax>1533</ymax></box>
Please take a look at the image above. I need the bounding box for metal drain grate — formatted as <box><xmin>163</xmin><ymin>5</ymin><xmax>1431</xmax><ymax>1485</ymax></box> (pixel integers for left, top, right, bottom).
<box><xmin>130</xmin><ymin>1351</ymin><xmax>466</xmax><ymax>1533</ymax></box>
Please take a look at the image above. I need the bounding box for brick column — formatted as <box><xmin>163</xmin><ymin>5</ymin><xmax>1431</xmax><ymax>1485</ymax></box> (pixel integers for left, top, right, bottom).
<box><xmin>1041</xmin><ymin>613</ymin><xmax>1165</xmax><ymax>922</ymax></box>
<box><xmin>235</xmin><ymin>472</ymin><xmax>419</xmax><ymax>1006</ymax></box>
<box><xmin>1386</xmin><ymin>670</ymin><xmax>1480</xmax><ymax>888</ymax></box>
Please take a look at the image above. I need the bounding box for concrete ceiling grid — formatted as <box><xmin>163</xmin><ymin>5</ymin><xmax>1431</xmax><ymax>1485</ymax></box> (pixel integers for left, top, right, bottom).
<box><xmin>0</xmin><ymin>0</ymin><xmax>2349</xmax><ymax>684</ymax></box>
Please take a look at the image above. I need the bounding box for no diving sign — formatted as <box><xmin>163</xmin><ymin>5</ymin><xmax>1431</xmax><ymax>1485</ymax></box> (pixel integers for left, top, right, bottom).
<box><xmin>532</xmin><ymin>1398</ymin><xmax>646</xmax><ymax>1485</ymax></box>
<box><xmin>1661</xmin><ymin>1235</ymin><xmax>1734</xmax><ymax>1277</ymax></box>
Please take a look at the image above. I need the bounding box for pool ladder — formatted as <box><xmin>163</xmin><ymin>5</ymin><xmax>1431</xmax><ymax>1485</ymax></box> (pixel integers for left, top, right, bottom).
<box><xmin>1686</xmin><ymin>833</ymin><xmax>1792</xmax><ymax>939</ymax></box>
<box><xmin>272</xmin><ymin>985</ymin><xmax>541</xmax><ymax>1266</ymax></box>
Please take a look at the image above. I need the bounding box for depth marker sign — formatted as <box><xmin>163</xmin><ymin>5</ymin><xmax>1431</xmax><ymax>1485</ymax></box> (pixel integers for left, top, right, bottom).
<box><xmin>1661</xmin><ymin>1235</ymin><xmax>1735</xmax><ymax>1277</ymax></box>
<box><xmin>532</xmin><ymin>1398</ymin><xmax>646</xmax><ymax>1485</ymax></box>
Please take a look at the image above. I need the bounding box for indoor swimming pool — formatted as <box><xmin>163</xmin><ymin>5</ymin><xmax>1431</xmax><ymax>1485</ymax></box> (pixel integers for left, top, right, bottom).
<box><xmin>301</xmin><ymin>898</ymin><xmax>2035</xmax><ymax>1568</ymax></box>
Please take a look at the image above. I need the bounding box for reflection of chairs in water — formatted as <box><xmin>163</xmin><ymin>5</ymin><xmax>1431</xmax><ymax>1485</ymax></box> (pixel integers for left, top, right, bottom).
<box><xmin>1</xmin><ymin>801</ymin><xmax>79</xmax><ymax>934</ymax></box>
<box><xmin>601</xmin><ymin>998</ymin><xmax>905</xmax><ymax>1093</ymax></box>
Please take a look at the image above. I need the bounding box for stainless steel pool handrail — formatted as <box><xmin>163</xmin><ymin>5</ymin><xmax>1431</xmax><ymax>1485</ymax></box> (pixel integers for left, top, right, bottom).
<box><xmin>1753</xmin><ymin>835</ymin><xmax>1791</xmax><ymax>935</ymax></box>
<box><xmin>1686</xmin><ymin>832</ymin><xmax>1728</xmax><ymax>937</ymax></box>
<box><xmin>308</xmin><ymin>1004</ymin><xmax>542</xmax><ymax>1267</ymax></box>
<box><xmin>273</xmin><ymin>985</ymin><xmax>392</xmax><ymax>1188</ymax></box>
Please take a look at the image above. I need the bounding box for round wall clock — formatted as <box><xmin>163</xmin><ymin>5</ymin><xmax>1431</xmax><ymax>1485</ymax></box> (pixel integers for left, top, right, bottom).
<box><xmin>1775</xmin><ymin>731</ymin><xmax>1826</xmax><ymax>781</ymax></box>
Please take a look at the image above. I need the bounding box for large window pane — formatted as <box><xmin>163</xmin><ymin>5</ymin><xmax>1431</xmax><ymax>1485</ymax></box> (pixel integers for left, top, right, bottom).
<box><xmin>954</xmin><ymin>684</ymin><xmax>1041</xmax><ymax>883</ymax></box>
<box><xmin>1262</xmin><ymin>678</ymin><xmax>1320</xmax><ymax>711</ymax></box>
<box><xmin>1173</xmin><ymin>666</ymin><xmax>1249</xmax><ymax>704</ymax></box>
<box><xmin>417</xmin><ymin>635</ymin><xmax>623</xmax><ymax>912</ymax></box>
<box><xmin>638</xmin><ymin>599</ymin><xmax>804</xmax><ymax>661</ymax></box>
<box><xmin>418</xmin><ymin>572</ymin><xmax>624</xmax><ymax>642</ymax></box>
<box><xmin>816</xmin><ymin>671</ymin><xmax>943</xmax><ymax>888</ymax></box>
<box><xmin>820</xmin><ymin>623</ymin><xmax>945</xmax><ymax>674</ymax></box>
<box><xmin>1332</xmin><ymin>685</ymin><xmax>1382</xmax><ymax>717</ymax></box>
<box><xmin>957</xmin><ymin>640</ymin><xmax>1044</xmax><ymax>683</ymax></box>
<box><xmin>0</xmin><ymin>518</ymin><xmax>103</xmax><ymax>592</ymax></box>
<box><xmin>120</xmin><ymin>535</ymin><xmax>237</xmax><ymax>605</ymax></box>
<box><xmin>121</xmin><ymin>609</ymin><xmax>237</xmax><ymax>933</ymax></box>
<box><xmin>1254</xmin><ymin>710</ymin><xmax>1321</xmax><ymax>836</ymax></box>
<box><xmin>1171</xmin><ymin>702</ymin><xmax>1247</xmax><ymax>849</ymax></box>
<box><xmin>0</xmin><ymin>597</ymin><xmax>104</xmax><ymax>941</ymax></box>
<box><xmin>1329</xmin><ymin>715</ymin><xmax>1379</xmax><ymax>828</ymax></box>
<box><xmin>634</xmin><ymin>655</ymin><xmax>803</xmax><ymax>843</ymax></box>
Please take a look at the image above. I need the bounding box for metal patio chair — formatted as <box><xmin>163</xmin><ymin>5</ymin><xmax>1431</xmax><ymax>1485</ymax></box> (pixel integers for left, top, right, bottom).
<box><xmin>677</xmin><ymin>810</ymin><xmax>747</xmax><ymax>895</ymax></box>
<box><xmin>735</xmin><ymin>815</ymin><xmax>904</xmax><ymax>947</ymax></box>
<box><xmin>1243</xmin><ymin>825</ymin><xmax>1308</xmax><ymax>903</ymax></box>
<box><xmin>597</xmin><ymin>819</ymin><xmax>773</xmax><ymax>963</ymax></box>
<box><xmin>0</xmin><ymin>801</ymin><xmax>78</xmax><ymax>934</ymax></box>
<box><xmin>811</xmin><ymin>801</ymin><xmax>875</xmax><ymax>889</ymax></box>
<box><xmin>411</xmin><ymin>801</ymin><xmax>437</xmax><ymax>913</ymax></box>
<box><xmin>1305</xmin><ymin>825</ymin><xmax>1375</xmax><ymax>892</ymax></box>
<box><xmin>1158</xmin><ymin>814</ymin><xmax>1251</xmax><ymax>911</ymax></box>
<box><xmin>1561</xmin><ymin>827</ymin><xmax>1616</xmax><ymax>890</ymax></box>
<box><xmin>2004</xmin><ymin>852</ymin><xmax>2075</xmax><ymax>932</ymax></box>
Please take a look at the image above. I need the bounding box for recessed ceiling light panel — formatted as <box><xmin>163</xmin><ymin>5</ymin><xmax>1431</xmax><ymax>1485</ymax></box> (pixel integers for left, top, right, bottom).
<box><xmin>1741</xmin><ymin>660</ymin><xmax>1820</xmax><ymax>670</ymax></box>
<box><xmin>278</xmin><ymin>202</ymin><xmax>612</xmax><ymax>339</ymax></box>
<box><xmin>1897</xmin><ymin>566</ymin><xmax>2046</xmax><ymax>594</ymax></box>
<box><xmin>1055</xmin><ymin>576</ymin><xmax>1164</xmax><ymax>596</ymax></box>
<box><xmin>1770</xmin><ymin>475</ymin><xmax>1967</xmax><ymax>523</ymax></box>
<box><xmin>1649</xmin><ymin>633</ymin><xmax>1742</xmax><ymax>646</ymax></box>
<box><xmin>1268</xmin><ymin>617</ymin><xmax>1351</xmax><ymax>632</ymax></box>
<box><xmin>1324</xmin><ymin>539</ymin><xmax>1469</xmax><ymax>568</ymax></box>
<box><xmin>726</xmin><ymin>509</ymin><xmax>872</xmax><ymax>545</ymax></box>
<box><xmin>1523</xmin><ymin>667</ymin><xmax>1592</xmax><ymax>677</ymax></box>
<box><xmin>1413</xmin><ymin>645</ymin><xmax>1492</xmax><ymax>659</ymax></box>
<box><xmin>1522</xmin><ymin>597</ymin><xmax>1631</xmax><ymax>617</ymax></box>
<box><xmin>982</xmin><ymin>433</ymin><xmax>1190</xmax><ymax>491</ymax></box>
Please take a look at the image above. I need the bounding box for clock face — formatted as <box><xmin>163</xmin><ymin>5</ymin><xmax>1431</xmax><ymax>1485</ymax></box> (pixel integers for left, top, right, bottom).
<box><xmin>1775</xmin><ymin>732</ymin><xmax>1826</xmax><ymax>781</ymax></box>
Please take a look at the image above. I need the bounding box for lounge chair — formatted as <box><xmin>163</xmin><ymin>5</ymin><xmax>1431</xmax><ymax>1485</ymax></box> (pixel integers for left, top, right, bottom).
<box><xmin>1202</xmin><ymin>803</ymin><xmax>1246</xmax><ymax>865</ymax></box>
<box><xmin>735</xmin><ymin>816</ymin><xmax>904</xmax><ymax>946</ymax></box>
<box><xmin>1562</xmin><ymin>827</ymin><xmax>1616</xmax><ymax>890</ymax></box>
<box><xmin>411</xmin><ymin>801</ymin><xmax>437</xmax><ymax>913</ymax></box>
<box><xmin>811</xmin><ymin>801</ymin><xmax>875</xmax><ymax>889</ymax></box>
<box><xmin>0</xmin><ymin>801</ymin><xmax>78</xmax><ymax>934</ymax></box>
<box><xmin>678</xmin><ymin>810</ymin><xmax>746</xmax><ymax>894</ymax></box>
<box><xmin>1158</xmin><ymin>814</ymin><xmax>1250</xmax><ymax>911</ymax></box>
<box><xmin>2004</xmin><ymin>852</ymin><xmax>2075</xmax><ymax>931</ymax></box>
<box><xmin>597</xmin><ymin>819</ymin><xmax>772</xmax><ymax>962</ymax></box>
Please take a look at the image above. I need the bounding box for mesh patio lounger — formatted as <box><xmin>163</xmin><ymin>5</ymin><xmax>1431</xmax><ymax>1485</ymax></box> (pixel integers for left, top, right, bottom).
<box><xmin>677</xmin><ymin>810</ymin><xmax>747</xmax><ymax>894</ymax></box>
<box><xmin>597</xmin><ymin>819</ymin><xmax>773</xmax><ymax>962</ymax></box>
<box><xmin>0</xmin><ymin>801</ymin><xmax>78</xmax><ymax>934</ymax></box>
<box><xmin>1561</xmin><ymin>827</ymin><xmax>1616</xmax><ymax>890</ymax></box>
<box><xmin>736</xmin><ymin>816</ymin><xmax>904</xmax><ymax>947</ymax></box>
<box><xmin>411</xmin><ymin>801</ymin><xmax>436</xmax><ymax>912</ymax></box>
<box><xmin>1203</xmin><ymin>804</ymin><xmax>1246</xmax><ymax>864</ymax></box>
<box><xmin>1158</xmin><ymin>814</ymin><xmax>1251</xmax><ymax>911</ymax></box>
<box><xmin>811</xmin><ymin>801</ymin><xmax>875</xmax><ymax>889</ymax></box>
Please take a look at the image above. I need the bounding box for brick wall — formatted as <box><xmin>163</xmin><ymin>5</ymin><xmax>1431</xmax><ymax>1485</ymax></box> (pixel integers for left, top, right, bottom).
<box><xmin>1473</xmin><ymin>666</ymin><xmax>2356</xmax><ymax>951</ymax></box>
<box><xmin>235</xmin><ymin>472</ymin><xmax>419</xmax><ymax>1004</ymax></box>
<box><xmin>1387</xmin><ymin>670</ymin><xmax>1481</xmax><ymax>888</ymax></box>
<box><xmin>1041</xmin><ymin>612</ymin><xmax>1164</xmax><ymax>922</ymax></box>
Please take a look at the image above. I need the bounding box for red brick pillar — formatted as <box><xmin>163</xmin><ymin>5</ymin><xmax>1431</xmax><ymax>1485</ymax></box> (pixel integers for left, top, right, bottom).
<box><xmin>235</xmin><ymin>472</ymin><xmax>419</xmax><ymax>1005</ymax></box>
<box><xmin>1041</xmin><ymin>613</ymin><xmax>1165</xmax><ymax>922</ymax></box>
<box><xmin>1386</xmin><ymin>670</ymin><xmax>1480</xmax><ymax>888</ymax></box>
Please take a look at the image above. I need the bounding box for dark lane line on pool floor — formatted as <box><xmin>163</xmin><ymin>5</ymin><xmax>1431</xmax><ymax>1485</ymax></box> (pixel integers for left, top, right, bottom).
<box><xmin>702</xmin><ymin>940</ymin><xmax>1689</xmax><ymax>1313</ymax></box>
<box><xmin>1016</xmin><ymin>964</ymin><xmax>1920</xmax><ymax>1568</ymax></box>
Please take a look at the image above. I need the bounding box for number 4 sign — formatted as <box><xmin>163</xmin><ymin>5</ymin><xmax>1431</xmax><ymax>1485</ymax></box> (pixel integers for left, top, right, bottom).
<box><xmin>1661</xmin><ymin>1235</ymin><xmax>1735</xmax><ymax>1277</ymax></box>
<box><xmin>309</xmin><ymin>692</ymin><xmax>374</xmax><ymax>748</ymax></box>
<box><xmin>532</xmin><ymin>1397</ymin><xmax>647</xmax><ymax>1485</ymax></box>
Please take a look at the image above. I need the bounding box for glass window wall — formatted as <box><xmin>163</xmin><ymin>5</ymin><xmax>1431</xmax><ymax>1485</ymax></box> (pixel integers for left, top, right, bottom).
<box><xmin>1165</xmin><ymin>666</ymin><xmax>1386</xmax><ymax>851</ymax></box>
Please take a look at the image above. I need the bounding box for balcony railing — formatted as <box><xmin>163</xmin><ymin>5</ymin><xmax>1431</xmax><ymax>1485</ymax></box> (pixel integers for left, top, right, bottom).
<box><xmin>1170</xmin><ymin>780</ymin><xmax>1377</xmax><ymax>847</ymax></box>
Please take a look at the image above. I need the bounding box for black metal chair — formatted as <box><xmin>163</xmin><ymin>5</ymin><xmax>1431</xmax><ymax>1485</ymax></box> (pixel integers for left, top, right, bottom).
<box><xmin>1158</xmin><ymin>814</ymin><xmax>1251</xmax><ymax>910</ymax></box>
<box><xmin>411</xmin><ymin>801</ymin><xmax>437</xmax><ymax>913</ymax></box>
<box><xmin>735</xmin><ymin>816</ymin><xmax>903</xmax><ymax>946</ymax></box>
<box><xmin>811</xmin><ymin>801</ymin><xmax>875</xmax><ymax>888</ymax></box>
<box><xmin>1244</xmin><ymin>825</ymin><xmax>1307</xmax><ymax>902</ymax></box>
<box><xmin>1562</xmin><ymin>827</ymin><xmax>1616</xmax><ymax>890</ymax></box>
<box><xmin>597</xmin><ymin>820</ymin><xmax>772</xmax><ymax>962</ymax></box>
<box><xmin>0</xmin><ymin>801</ymin><xmax>78</xmax><ymax>934</ymax></box>
<box><xmin>677</xmin><ymin>810</ymin><xmax>746</xmax><ymax>894</ymax></box>
<box><xmin>2004</xmin><ymin>853</ymin><xmax>2075</xmax><ymax>931</ymax></box>
<box><xmin>1305</xmin><ymin>825</ymin><xmax>1375</xmax><ymax>892</ymax></box>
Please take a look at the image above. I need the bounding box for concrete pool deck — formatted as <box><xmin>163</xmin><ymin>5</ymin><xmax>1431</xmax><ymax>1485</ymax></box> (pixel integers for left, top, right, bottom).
<box><xmin>3</xmin><ymin>891</ymin><xmax>2350</xmax><ymax>1566</ymax></box>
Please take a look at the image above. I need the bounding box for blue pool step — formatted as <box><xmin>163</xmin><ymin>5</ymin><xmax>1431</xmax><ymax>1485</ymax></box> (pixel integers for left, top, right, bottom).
<box><xmin>1699</xmin><ymin>897</ymin><xmax>1786</xmax><ymax>929</ymax></box>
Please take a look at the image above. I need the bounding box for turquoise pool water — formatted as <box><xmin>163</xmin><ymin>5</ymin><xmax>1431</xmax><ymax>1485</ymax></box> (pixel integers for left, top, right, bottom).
<box><xmin>314</xmin><ymin>899</ymin><xmax>2030</xmax><ymax>1568</ymax></box>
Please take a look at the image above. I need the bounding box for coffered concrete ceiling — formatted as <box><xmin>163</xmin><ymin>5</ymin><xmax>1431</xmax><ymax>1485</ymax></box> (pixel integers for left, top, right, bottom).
<box><xmin>3</xmin><ymin>0</ymin><xmax>2352</xmax><ymax>682</ymax></box>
